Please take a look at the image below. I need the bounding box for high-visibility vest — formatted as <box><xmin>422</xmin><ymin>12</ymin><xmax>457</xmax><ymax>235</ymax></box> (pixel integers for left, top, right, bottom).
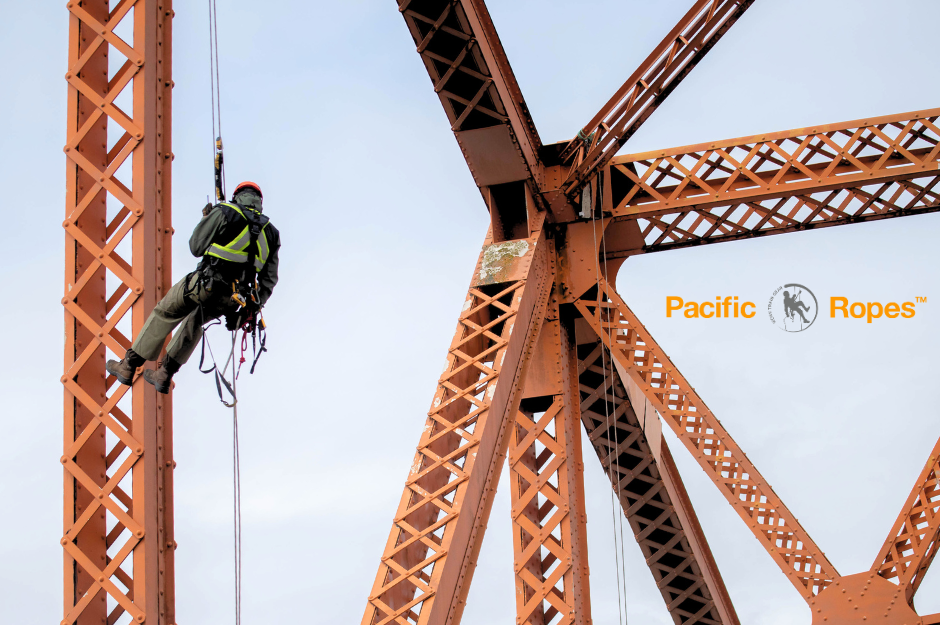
<box><xmin>204</xmin><ymin>202</ymin><xmax>271</xmax><ymax>272</ymax></box>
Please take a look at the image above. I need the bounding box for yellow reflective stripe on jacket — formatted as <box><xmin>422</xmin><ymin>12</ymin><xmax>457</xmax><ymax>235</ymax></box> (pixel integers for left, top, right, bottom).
<box><xmin>207</xmin><ymin>203</ymin><xmax>270</xmax><ymax>269</ymax></box>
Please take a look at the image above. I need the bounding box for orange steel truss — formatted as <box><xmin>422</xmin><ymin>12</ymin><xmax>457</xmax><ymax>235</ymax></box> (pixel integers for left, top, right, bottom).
<box><xmin>63</xmin><ymin>1</ymin><xmax>174</xmax><ymax>625</ymax></box>
<box><xmin>58</xmin><ymin>1</ymin><xmax>940</xmax><ymax>624</ymax></box>
<box><xmin>361</xmin><ymin>1</ymin><xmax>940</xmax><ymax>625</ymax></box>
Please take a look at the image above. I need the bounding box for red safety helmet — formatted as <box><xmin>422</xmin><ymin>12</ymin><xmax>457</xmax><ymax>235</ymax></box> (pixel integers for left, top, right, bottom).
<box><xmin>233</xmin><ymin>181</ymin><xmax>263</xmax><ymax>198</ymax></box>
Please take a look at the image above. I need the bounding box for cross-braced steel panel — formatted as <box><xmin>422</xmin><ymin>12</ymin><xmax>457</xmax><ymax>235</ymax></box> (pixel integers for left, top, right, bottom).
<box><xmin>575</xmin><ymin>280</ymin><xmax>839</xmax><ymax>599</ymax></box>
<box><xmin>873</xmin><ymin>435</ymin><xmax>940</xmax><ymax>604</ymax></box>
<box><xmin>63</xmin><ymin>1</ymin><xmax>174</xmax><ymax>624</ymax></box>
<box><xmin>562</xmin><ymin>0</ymin><xmax>755</xmax><ymax>194</ymax></box>
<box><xmin>604</xmin><ymin>109</ymin><xmax>940</xmax><ymax>253</ymax></box>
<box><xmin>363</xmin><ymin>225</ymin><xmax>554</xmax><ymax>625</ymax></box>
<box><xmin>509</xmin><ymin>305</ymin><xmax>591</xmax><ymax>625</ymax></box>
<box><xmin>575</xmin><ymin>329</ymin><xmax>735</xmax><ymax>625</ymax></box>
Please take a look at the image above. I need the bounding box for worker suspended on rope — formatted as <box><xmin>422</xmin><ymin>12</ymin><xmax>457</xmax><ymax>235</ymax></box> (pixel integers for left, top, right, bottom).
<box><xmin>106</xmin><ymin>181</ymin><xmax>281</xmax><ymax>393</ymax></box>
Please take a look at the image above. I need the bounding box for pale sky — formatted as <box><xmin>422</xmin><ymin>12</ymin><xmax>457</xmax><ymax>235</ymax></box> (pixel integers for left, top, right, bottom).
<box><xmin>2</xmin><ymin>1</ymin><xmax>939</xmax><ymax>624</ymax></box>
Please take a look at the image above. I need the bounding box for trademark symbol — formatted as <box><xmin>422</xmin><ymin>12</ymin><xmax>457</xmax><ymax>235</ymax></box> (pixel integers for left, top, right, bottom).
<box><xmin>917</xmin><ymin>296</ymin><xmax>928</xmax><ymax>303</ymax></box>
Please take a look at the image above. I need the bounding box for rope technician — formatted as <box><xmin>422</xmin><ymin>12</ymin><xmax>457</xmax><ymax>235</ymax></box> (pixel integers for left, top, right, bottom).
<box><xmin>107</xmin><ymin>181</ymin><xmax>282</xmax><ymax>393</ymax></box>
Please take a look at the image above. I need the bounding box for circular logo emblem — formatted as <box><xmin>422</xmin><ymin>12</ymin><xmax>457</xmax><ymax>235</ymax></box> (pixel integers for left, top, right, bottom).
<box><xmin>768</xmin><ymin>283</ymin><xmax>818</xmax><ymax>332</ymax></box>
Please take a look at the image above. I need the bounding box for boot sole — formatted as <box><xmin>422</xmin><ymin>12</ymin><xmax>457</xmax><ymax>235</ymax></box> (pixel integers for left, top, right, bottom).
<box><xmin>106</xmin><ymin>361</ymin><xmax>134</xmax><ymax>386</ymax></box>
<box><xmin>142</xmin><ymin>370</ymin><xmax>171</xmax><ymax>394</ymax></box>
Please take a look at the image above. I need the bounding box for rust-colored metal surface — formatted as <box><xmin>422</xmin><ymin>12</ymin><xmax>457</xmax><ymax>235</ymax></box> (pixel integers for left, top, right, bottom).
<box><xmin>363</xmin><ymin>1</ymin><xmax>940</xmax><ymax>624</ymax></box>
<box><xmin>872</xmin><ymin>435</ymin><xmax>940</xmax><ymax>605</ymax></box>
<box><xmin>509</xmin><ymin>299</ymin><xmax>592</xmax><ymax>625</ymax></box>
<box><xmin>561</xmin><ymin>0</ymin><xmax>755</xmax><ymax>196</ymax></box>
<box><xmin>575</xmin><ymin>279</ymin><xmax>839</xmax><ymax>598</ymax></box>
<box><xmin>361</xmin><ymin>221</ymin><xmax>554</xmax><ymax>625</ymax></box>
<box><xmin>63</xmin><ymin>1</ymin><xmax>174</xmax><ymax>624</ymax></box>
<box><xmin>575</xmin><ymin>327</ymin><xmax>737</xmax><ymax>625</ymax></box>
<box><xmin>603</xmin><ymin>109</ymin><xmax>940</xmax><ymax>254</ymax></box>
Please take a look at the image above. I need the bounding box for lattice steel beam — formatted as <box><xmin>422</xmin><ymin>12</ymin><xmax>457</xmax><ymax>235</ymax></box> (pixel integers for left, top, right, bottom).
<box><xmin>872</xmin><ymin>435</ymin><xmax>940</xmax><ymax>605</ymax></box>
<box><xmin>509</xmin><ymin>302</ymin><xmax>591</xmax><ymax>625</ymax></box>
<box><xmin>396</xmin><ymin>0</ymin><xmax>543</xmax><ymax>190</ymax></box>
<box><xmin>362</xmin><ymin>221</ymin><xmax>554</xmax><ymax>625</ymax></box>
<box><xmin>603</xmin><ymin>108</ymin><xmax>940</xmax><ymax>254</ymax></box>
<box><xmin>63</xmin><ymin>1</ymin><xmax>174</xmax><ymax>624</ymax></box>
<box><xmin>575</xmin><ymin>326</ymin><xmax>737</xmax><ymax>625</ymax></box>
<box><xmin>561</xmin><ymin>0</ymin><xmax>754</xmax><ymax>194</ymax></box>
<box><xmin>574</xmin><ymin>279</ymin><xmax>839</xmax><ymax>600</ymax></box>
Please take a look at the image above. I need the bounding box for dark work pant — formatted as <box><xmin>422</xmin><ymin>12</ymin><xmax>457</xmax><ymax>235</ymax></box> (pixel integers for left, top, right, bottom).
<box><xmin>131</xmin><ymin>272</ymin><xmax>233</xmax><ymax>364</ymax></box>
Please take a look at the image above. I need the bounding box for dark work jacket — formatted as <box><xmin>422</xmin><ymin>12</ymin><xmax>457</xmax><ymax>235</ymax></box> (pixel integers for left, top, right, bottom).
<box><xmin>190</xmin><ymin>193</ymin><xmax>281</xmax><ymax>305</ymax></box>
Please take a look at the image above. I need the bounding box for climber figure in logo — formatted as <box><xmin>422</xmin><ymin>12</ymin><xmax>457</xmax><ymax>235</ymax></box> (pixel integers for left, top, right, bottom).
<box><xmin>783</xmin><ymin>289</ymin><xmax>812</xmax><ymax>324</ymax></box>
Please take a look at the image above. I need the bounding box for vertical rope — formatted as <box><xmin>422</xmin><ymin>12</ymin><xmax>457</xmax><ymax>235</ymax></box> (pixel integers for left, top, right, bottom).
<box><xmin>231</xmin><ymin>334</ymin><xmax>242</xmax><ymax>625</ymax></box>
<box><xmin>208</xmin><ymin>0</ymin><xmax>225</xmax><ymax>199</ymax></box>
<box><xmin>590</xmin><ymin>196</ymin><xmax>626</xmax><ymax>625</ymax></box>
<box><xmin>600</xmin><ymin>214</ymin><xmax>629</xmax><ymax>624</ymax></box>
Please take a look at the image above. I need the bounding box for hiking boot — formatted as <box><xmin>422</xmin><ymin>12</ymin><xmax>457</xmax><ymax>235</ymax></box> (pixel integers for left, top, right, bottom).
<box><xmin>142</xmin><ymin>356</ymin><xmax>182</xmax><ymax>394</ymax></box>
<box><xmin>106</xmin><ymin>349</ymin><xmax>145</xmax><ymax>386</ymax></box>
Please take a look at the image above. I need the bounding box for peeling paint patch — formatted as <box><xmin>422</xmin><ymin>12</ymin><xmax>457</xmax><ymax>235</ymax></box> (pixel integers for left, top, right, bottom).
<box><xmin>462</xmin><ymin>298</ymin><xmax>473</xmax><ymax>312</ymax></box>
<box><xmin>477</xmin><ymin>240</ymin><xmax>529</xmax><ymax>285</ymax></box>
<box><xmin>411</xmin><ymin>459</ymin><xmax>422</xmax><ymax>475</ymax></box>
<box><xmin>434</xmin><ymin>396</ymin><xmax>442</xmax><ymax>408</ymax></box>
<box><xmin>487</xmin><ymin>384</ymin><xmax>497</xmax><ymax>400</ymax></box>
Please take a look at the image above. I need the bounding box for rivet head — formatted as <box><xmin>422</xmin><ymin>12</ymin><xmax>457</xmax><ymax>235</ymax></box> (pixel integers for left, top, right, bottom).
<box><xmin>135</xmin><ymin>530</ymin><xmax>144</xmax><ymax>538</ymax></box>
<box><xmin>98</xmin><ymin>576</ymin><xmax>105</xmax><ymax>583</ymax></box>
<box><xmin>60</xmin><ymin>376</ymin><xmax>68</xmax><ymax>384</ymax></box>
<box><xmin>97</xmin><ymin>493</ymin><xmax>104</xmax><ymax>499</ymax></box>
<box><xmin>60</xmin><ymin>456</ymin><xmax>68</xmax><ymax>465</ymax></box>
<box><xmin>62</xmin><ymin>220</ymin><xmax>70</xmax><ymax>228</ymax></box>
<box><xmin>60</xmin><ymin>537</ymin><xmax>68</xmax><ymax>545</ymax></box>
<box><xmin>136</xmin><ymin>614</ymin><xmax>145</xmax><ymax>623</ymax></box>
<box><xmin>134</xmin><ymin>286</ymin><xmax>143</xmax><ymax>294</ymax></box>
<box><xmin>135</xmin><ymin>447</ymin><xmax>143</xmax><ymax>455</ymax></box>
<box><xmin>61</xmin><ymin>298</ymin><xmax>68</xmax><ymax>305</ymax></box>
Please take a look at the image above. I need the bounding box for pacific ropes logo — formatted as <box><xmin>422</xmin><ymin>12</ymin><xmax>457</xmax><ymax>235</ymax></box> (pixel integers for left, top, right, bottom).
<box><xmin>665</xmin><ymin>287</ymin><xmax>923</xmax><ymax>333</ymax></box>
<box><xmin>768</xmin><ymin>284</ymin><xmax>818</xmax><ymax>332</ymax></box>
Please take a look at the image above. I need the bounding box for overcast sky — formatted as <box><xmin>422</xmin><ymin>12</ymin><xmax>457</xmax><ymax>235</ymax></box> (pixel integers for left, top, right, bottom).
<box><xmin>2</xmin><ymin>1</ymin><xmax>939</xmax><ymax>624</ymax></box>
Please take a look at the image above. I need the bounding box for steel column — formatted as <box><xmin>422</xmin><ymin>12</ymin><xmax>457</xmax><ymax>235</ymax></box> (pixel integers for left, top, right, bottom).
<box><xmin>63</xmin><ymin>1</ymin><xmax>174</xmax><ymax>624</ymax></box>
<box><xmin>509</xmin><ymin>298</ymin><xmax>592</xmax><ymax>625</ymax></box>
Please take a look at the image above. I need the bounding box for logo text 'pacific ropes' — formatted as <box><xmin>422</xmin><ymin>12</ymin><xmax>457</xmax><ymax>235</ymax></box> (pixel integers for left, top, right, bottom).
<box><xmin>666</xmin><ymin>296</ymin><xmax>757</xmax><ymax>318</ymax></box>
<box><xmin>830</xmin><ymin>298</ymin><xmax>917</xmax><ymax>323</ymax></box>
<box><xmin>664</xmin><ymin>289</ymin><xmax>925</xmax><ymax>330</ymax></box>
